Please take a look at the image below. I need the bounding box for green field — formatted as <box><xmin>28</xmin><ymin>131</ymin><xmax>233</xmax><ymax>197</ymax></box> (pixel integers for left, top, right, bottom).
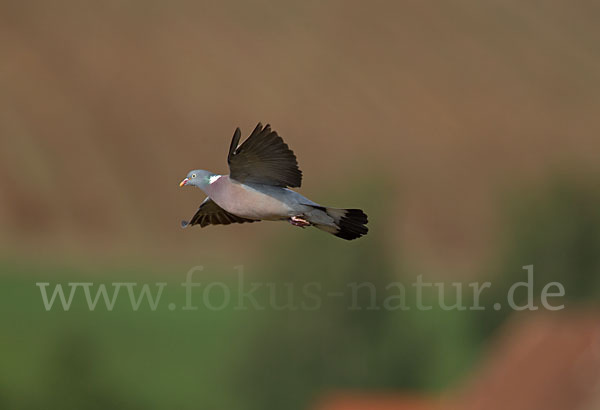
<box><xmin>3</xmin><ymin>180</ymin><xmax>599</xmax><ymax>409</ymax></box>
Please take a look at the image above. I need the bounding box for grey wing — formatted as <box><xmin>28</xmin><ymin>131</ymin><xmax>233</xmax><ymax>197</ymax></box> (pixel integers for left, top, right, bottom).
<box><xmin>227</xmin><ymin>123</ymin><xmax>302</xmax><ymax>188</ymax></box>
<box><xmin>181</xmin><ymin>197</ymin><xmax>258</xmax><ymax>228</ymax></box>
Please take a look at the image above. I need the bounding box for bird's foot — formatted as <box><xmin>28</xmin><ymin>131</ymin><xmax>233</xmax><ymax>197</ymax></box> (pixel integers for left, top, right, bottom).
<box><xmin>289</xmin><ymin>216</ymin><xmax>311</xmax><ymax>228</ymax></box>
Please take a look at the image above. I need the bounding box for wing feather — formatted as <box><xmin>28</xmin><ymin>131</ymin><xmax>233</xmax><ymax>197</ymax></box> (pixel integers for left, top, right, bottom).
<box><xmin>227</xmin><ymin>123</ymin><xmax>302</xmax><ymax>187</ymax></box>
<box><xmin>181</xmin><ymin>197</ymin><xmax>258</xmax><ymax>228</ymax></box>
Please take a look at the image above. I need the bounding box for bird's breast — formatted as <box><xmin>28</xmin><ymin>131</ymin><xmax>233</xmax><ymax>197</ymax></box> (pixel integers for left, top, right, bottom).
<box><xmin>207</xmin><ymin>177</ymin><xmax>292</xmax><ymax>220</ymax></box>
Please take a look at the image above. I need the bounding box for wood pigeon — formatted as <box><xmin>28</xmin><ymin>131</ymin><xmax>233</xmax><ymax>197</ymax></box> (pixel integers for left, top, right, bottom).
<box><xmin>179</xmin><ymin>123</ymin><xmax>368</xmax><ymax>240</ymax></box>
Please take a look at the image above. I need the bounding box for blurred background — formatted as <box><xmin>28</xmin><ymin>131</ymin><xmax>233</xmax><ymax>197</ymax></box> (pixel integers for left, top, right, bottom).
<box><xmin>1</xmin><ymin>1</ymin><xmax>600</xmax><ymax>409</ymax></box>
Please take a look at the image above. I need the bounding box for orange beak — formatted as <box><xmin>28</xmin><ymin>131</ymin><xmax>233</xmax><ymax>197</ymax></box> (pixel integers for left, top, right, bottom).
<box><xmin>179</xmin><ymin>178</ymin><xmax>189</xmax><ymax>187</ymax></box>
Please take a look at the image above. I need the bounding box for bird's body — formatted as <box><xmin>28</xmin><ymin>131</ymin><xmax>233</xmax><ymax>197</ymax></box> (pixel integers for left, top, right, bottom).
<box><xmin>206</xmin><ymin>176</ymin><xmax>303</xmax><ymax>221</ymax></box>
<box><xmin>179</xmin><ymin>123</ymin><xmax>368</xmax><ymax>240</ymax></box>
<box><xmin>207</xmin><ymin>176</ymin><xmax>338</xmax><ymax>225</ymax></box>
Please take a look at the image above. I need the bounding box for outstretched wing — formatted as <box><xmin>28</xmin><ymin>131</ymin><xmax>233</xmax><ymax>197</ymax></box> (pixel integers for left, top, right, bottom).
<box><xmin>227</xmin><ymin>123</ymin><xmax>302</xmax><ymax>188</ymax></box>
<box><xmin>181</xmin><ymin>197</ymin><xmax>258</xmax><ymax>228</ymax></box>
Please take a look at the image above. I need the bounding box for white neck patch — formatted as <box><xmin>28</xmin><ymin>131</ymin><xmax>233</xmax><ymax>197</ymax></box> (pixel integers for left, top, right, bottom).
<box><xmin>208</xmin><ymin>175</ymin><xmax>221</xmax><ymax>184</ymax></box>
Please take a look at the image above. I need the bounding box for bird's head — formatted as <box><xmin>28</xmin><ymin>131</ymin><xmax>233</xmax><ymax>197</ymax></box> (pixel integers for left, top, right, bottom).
<box><xmin>179</xmin><ymin>170</ymin><xmax>217</xmax><ymax>189</ymax></box>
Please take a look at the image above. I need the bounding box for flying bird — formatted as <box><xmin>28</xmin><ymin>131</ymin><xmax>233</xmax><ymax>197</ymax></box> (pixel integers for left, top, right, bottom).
<box><xmin>179</xmin><ymin>123</ymin><xmax>368</xmax><ymax>240</ymax></box>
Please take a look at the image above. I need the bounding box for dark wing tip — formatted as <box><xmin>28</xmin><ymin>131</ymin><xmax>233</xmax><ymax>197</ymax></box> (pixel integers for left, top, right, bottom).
<box><xmin>228</xmin><ymin>127</ymin><xmax>242</xmax><ymax>163</ymax></box>
<box><xmin>181</xmin><ymin>220</ymin><xmax>190</xmax><ymax>228</ymax></box>
<box><xmin>241</xmin><ymin>122</ymin><xmax>264</xmax><ymax>144</ymax></box>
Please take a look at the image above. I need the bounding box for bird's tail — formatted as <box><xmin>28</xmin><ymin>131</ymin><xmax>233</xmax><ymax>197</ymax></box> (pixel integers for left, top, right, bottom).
<box><xmin>314</xmin><ymin>207</ymin><xmax>369</xmax><ymax>240</ymax></box>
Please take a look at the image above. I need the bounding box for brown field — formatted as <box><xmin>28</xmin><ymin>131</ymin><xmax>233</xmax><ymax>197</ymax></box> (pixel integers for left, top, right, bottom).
<box><xmin>1</xmin><ymin>0</ymin><xmax>599</xmax><ymax>269</ymax></box>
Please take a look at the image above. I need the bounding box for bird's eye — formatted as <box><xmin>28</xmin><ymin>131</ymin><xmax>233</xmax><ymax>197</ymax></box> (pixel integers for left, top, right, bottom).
<box><xmin>192</xmin><ymin>174</ymin><xmax>196</xmax><ymax>178</ymax></box>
